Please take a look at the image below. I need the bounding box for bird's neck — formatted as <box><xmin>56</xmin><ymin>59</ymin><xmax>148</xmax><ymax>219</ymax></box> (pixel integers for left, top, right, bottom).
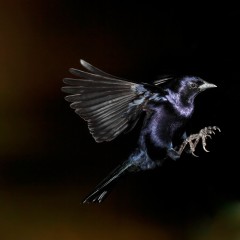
<box><xmin>165</xmin><ymin>90</ymin><xmax>194</xmax><ymax>118</ymax></box>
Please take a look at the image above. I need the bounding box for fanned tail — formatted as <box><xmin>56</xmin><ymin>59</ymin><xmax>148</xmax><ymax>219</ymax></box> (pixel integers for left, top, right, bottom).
<box><xmin>82</xmin><ymin>161</ymin><xmax>132</xmax><ymax>203</ymax></box>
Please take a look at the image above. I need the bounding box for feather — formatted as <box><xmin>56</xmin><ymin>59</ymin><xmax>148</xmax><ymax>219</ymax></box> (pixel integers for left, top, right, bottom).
<box><xmin>62</xmin><ymin>60</ymin><xmax>162</xmax><ymax>142</ymax></box>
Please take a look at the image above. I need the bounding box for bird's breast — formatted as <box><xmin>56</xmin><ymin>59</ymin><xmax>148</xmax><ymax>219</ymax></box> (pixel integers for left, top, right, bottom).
<box><xmin>142</xmin><ymin>105</ymin><xmax>187</xmax><ymax>148</ymax></box>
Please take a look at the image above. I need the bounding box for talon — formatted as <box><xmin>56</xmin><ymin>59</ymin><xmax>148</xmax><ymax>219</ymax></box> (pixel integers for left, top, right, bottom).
<box><xmin>203</xmin><ymin>145</ymin><xmax>210</xmax><ymax>152</ymax></box>
<box><xmin>192</xmin><ymin>152</ymin><xmax>199</xmax><ymax>157</ymax></box>
<box><xmin>206</xmin><ymin>134</ymin><xmax>212</xmax><ymax>139</ymax></box>
<box><xmin>213</xmin><ymin>126</ymin><xmax>221</xmax><ymax>132</ymax></box>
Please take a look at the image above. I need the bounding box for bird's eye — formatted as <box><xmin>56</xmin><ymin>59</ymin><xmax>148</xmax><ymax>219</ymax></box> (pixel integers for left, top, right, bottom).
<box><xmin>189</xmin><ymin>82</ymin><xmax>198</xmax><ymax>89</ymax></box>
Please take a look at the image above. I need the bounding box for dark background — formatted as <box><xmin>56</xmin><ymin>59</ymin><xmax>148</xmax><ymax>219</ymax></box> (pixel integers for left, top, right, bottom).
<box><xmin>0</xmin><ymin>1</ymin><xmax>239</xmax><ymax>240</ymax></box>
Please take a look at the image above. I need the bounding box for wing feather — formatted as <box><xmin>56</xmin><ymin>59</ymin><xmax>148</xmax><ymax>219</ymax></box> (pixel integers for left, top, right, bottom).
<box><xmin>80</xmin><ymin>59</ymin><xmax>126</xmax><ymax>80</ymax></box>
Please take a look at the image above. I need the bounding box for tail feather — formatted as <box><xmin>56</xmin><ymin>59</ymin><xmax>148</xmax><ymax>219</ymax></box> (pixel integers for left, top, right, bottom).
<box><xmin>82</xmin><ymin>161</ymin><xmax>132</xmax><ymax>203</ymax></box>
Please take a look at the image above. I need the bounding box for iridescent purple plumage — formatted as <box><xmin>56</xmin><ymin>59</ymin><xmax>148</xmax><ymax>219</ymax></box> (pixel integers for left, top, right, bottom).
<box><xmin>62</xmin><ymin>60</ymin><xmax>217</xmax><ymax>203</ymax></box>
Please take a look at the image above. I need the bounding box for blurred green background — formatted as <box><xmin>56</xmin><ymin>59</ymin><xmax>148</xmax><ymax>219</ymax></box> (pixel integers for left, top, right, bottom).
<box><xmin>0</xmin><ymin>1</ymin><xmax>239</xmax><ymax>240</ymax></box>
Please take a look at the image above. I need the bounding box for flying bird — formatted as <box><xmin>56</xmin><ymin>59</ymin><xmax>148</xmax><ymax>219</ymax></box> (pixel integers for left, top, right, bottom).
<box><xmin>62</xmin><ymin>60</ymin><xmax>220</xmax><ymax>203</ymax></box>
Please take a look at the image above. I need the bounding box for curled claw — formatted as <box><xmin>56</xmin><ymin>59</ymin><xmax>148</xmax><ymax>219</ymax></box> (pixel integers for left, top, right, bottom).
<box><xmin>192</xmin><ymin>152</ymin><xmax>199</xmax><ymax>157</ymax></box>
<box><xmin>203</xmin><ymin>145</ymin><xmax>210</xmax><ymax>152</ymax></box>
<box><xmin>213</xmin><ymin>126</ymin><xmax>221</xmax><ymax>132</ymax></box>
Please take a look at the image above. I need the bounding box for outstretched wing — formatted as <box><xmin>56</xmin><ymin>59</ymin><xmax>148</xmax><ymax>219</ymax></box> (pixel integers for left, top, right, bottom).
<box><xmin>62</xmin><ymin>60</ymin><xmax>167</xmax><ymax>142</ymax></box>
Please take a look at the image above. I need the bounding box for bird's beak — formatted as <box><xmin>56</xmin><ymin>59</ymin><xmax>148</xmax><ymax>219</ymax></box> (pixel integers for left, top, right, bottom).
<box><xmin>199</xmin><ymin>81</ymin><xmax>217</xmax><ymax>91</ymax></box>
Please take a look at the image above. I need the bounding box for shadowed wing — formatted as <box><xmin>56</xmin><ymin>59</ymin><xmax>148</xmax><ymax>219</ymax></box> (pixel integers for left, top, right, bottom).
<box><xmin>62</xmin><ymin>60</ymin><xmax>168</xmax><ymax>142</ymax></box>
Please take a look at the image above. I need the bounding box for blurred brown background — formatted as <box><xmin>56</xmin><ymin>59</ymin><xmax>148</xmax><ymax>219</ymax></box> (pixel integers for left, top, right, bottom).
<box><xmin>0</xmin><ymin>1</ymin><xmax>239</xmax><ymax>240</ymax></box>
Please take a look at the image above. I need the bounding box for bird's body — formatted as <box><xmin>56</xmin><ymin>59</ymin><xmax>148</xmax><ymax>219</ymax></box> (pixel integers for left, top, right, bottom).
<box><xmin>62</xmin><ymin>60</ymin><xmax>218</xmax><ymax>203</ymax></box>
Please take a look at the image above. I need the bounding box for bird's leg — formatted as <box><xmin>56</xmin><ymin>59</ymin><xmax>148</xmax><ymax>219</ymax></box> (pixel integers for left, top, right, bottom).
<box><xmin>177</xmin><ymin>126</ymin><xmax>221</xmax><ymax>157</ymax></box>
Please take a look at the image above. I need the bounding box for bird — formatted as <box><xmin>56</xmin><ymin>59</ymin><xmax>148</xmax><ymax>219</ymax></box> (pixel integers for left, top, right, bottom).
<box><xmin>62</xmin><ymin>59</ymin><xmax>220</xmax><ymax>203</ymax></box>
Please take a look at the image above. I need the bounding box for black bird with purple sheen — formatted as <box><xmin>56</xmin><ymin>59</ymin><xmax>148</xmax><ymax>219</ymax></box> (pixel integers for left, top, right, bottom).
<box><xmin>62</xmin><ymin>60</ymin><xmax>217</xmax><ymax>203</ymax></box>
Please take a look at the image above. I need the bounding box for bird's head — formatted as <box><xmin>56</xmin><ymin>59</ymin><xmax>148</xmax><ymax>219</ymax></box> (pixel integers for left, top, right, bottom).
<box><xmin>171</xmin><ymin>76</ymin><xmax>217</xmax><ymax>104</ymax></box>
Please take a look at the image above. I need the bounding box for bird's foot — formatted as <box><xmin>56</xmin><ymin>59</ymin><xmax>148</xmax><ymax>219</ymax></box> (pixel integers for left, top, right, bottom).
<box><xmin>177</xmin><ymin>126</ymin><xmax>221</xmax><ymax>157</ymax></box>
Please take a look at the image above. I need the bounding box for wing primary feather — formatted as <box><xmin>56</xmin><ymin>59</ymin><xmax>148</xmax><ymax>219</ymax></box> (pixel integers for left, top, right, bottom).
<box><xmin>92</xmin><ymin>118</ymin><xmax>129</xmax><ymax>142</ymax></box>
<box><xmin>97</xmin><ymin>121</ymin><xmax>129</xmax><ymax>142</ymax></box>
<box><xmin>63</xmin><ymin>78</ymin><xmax>132</xmax><ymax>87</ymax></box>
<box><xmin>69</xmin><ymin>68</ymin><xmax>131</xmax><ymax>85</ymax></box>
<box><xmin>72</xmin><ymin>96</ymin><xmax>134</xmax><ymax>115</ymax></box>
<box><xmin>80</xmin><ymin>59</ymin><xmax>127</xmax><ymax>80</ymax></box>
<box><xmin>91</xmin><ymin>106</ymin><xmax>128</xmax><ymax>123</ymax></box>
<box><xmin>74</xmin><ymin>93</ymin><xmax>135</xmax><ymax>109</ymax></box>
<box><xmin>79</xmin><ymin>102</ymin><xmax>129</xmax><ymax>121</ymax></box>
<box><xmin>73</xmin><ymin>95</ymin><xmax>135</xmax><ymax>115</ymax></box>
<box><xmin>89</xmin><ymin>118</ymin><xmax>126</xmax><ymax>137</ymax></box>
<box><xmin>64</xmin><ymin>87</ymin><xmax>129</xmax><ymax>96</ymax></box>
